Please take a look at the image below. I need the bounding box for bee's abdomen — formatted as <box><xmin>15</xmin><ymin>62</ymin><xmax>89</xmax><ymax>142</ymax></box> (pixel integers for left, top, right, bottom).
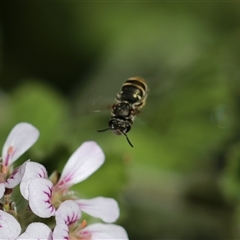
<box><xmin>116</xmin><ymin>77</ymin><xmax>148</xmax><ymax>105</ymax></box>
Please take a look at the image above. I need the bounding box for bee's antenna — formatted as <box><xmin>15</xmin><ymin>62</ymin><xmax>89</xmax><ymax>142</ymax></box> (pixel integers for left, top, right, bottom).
<box><xmin>123</xmin><ymin>132</ymin><xmax>134</xmax><ymax>148</ymax></box>
<box><xmin>98</xmin><ymin>128</ymin><xmax>133</xmax><ymax>148</ymax></box>
<box><xmin>97</xmin><ymin>128</ymin><xmax>111</xmax><ymax>132</ymax></box>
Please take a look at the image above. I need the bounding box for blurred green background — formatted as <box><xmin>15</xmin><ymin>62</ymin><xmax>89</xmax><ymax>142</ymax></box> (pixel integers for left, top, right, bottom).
<box><xmin>1</xmin><ymin>2</ymin><xmax>240</xmax><ymax>239</ymax></box>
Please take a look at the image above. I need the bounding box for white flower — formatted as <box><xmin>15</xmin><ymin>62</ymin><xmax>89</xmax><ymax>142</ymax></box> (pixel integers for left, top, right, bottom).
<box><xmin>0</xmin><ymin>210</ymin><xmax>21</xmax><ymax>239</ymax></box>
<box><xmin>21</xmin><ymin>141</ymin><xmax>105</xmax><ymax>218</ymax></box>
<box><xmin>53</xmin><ymin>200</ymin><xmax>128</xmax><ymax>240</ymax></box>
<box><xmin>0</xmin><ymin>123</ymin><xmax>39</xmax><ymax>198</ymax></box>
<box><xmin>0</xmin><ymin>124</ymin><xmax>129</xmax><ymax>240</ymax></box>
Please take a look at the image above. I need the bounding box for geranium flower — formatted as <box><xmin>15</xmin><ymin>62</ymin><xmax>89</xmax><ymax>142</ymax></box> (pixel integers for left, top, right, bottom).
<box><xmin>0</xmin><ymin>122</ymin><xmax>39</xmax><ymax>198</ymax></box>
<box><xmin>52</xmin><ymin>200</ymin><xmax>128</xmax><ymax>240</ymax></box>
<box><xmin>16</xmin><ymin>201</ymin><xmax>128</xmax><ymax>240</ymax></box>
<box><xmin>0</xmin><ymin>123</ymin><xmax>128</xmax><ymax>240</ymax></box>
<box><xmin>20</xmin><ymin>141</ymin><xmax>116</xmax><ymax>221</ymax></box>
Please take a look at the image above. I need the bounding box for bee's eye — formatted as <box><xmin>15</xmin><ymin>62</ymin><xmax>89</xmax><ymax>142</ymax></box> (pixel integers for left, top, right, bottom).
<box><xmin>109</xmin><ymin>119</ymin><xmax>116</xmax><ymax>129</ymax></box>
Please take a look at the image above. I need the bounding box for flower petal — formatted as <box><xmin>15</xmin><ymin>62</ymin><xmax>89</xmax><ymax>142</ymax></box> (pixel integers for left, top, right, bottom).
<box><xmin>17</xmin><ymin>222</ymin><xmax>52</xmax><ymax>240</ymax></box>
<box><xmin>20</xmin><ymin>162</ymin><xmax>48</xmax><ymax>200</ymax></box>
<box><xmin>0</xmin><ymin>210</ymin><xmax>21</xmax><ymax>239</ymax></box>
<box><xmin>2</xmin><ymin>122</ymin><xmax>39</xmax><ymax>166</ymax></box>
<box><xmin>55</xmin><ymin>200</ymin><xmax>81</xmax><ymax>225</ymax></box>
<box><xmin>52</xmin><ymin>223</ymin><xmax>69</xmax><ymax>240</ymax></box>
<box><xmin>57</xmin><ymin>141</ymin><xmax>104</xmax><ymax>188</ymax></box>
<box><xmin>28</xmin><ymin>178</ymin><xmax>55</xmax><ymax>218</ymax></box>
<box><xmin>78</xmin><ymin>223</ymin><xmax>128</xmax><ymax>240</ymax></box>
<box><xmin>5</xmin><ymin>160</ymin><xmax>29</xmax><ymax>189</ymax></box>
<box><xmin>0</xmin><ymin>183</ymin><xmax>5</xmax><ymax>198</ymax></box>
<box><xmin>76</xmin><ymin>197</ymin><xmax>120</xmax><ymax>223</ymax></box>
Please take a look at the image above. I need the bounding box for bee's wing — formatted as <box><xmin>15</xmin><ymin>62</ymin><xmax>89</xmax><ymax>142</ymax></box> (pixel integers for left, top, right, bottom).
<box><xmin>72</xmin><ymin>79</ymin><xmax>117</xmax><ymax>117</ymax></box>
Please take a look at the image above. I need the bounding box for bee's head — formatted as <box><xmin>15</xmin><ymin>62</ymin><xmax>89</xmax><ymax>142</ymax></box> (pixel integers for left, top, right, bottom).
<box><xmin>97</xmin><ymin>118</ymin><xmax>133</xmax><ymax>147</ymax></box>
<box><xmin>108</xmin><ymin>118</ymin><xmax>131</xmax><ymax>135</ymax></box>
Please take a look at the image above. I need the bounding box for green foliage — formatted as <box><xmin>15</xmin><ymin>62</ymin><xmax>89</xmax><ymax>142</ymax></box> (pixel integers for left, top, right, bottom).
<box><xmin>221</xmin><ymin>142</ymin><xmax>240</xmax><ymax>203</ymax></box>
<box><xmin>10</xmin><ymin>81</ymin><xmax>69</xmax><ymax>157</ymax></box>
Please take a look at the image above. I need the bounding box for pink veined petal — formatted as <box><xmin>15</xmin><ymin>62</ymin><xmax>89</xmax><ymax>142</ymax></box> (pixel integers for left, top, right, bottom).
<box><xmin>52</xmin><ymin>223</ymin><xmax>69</xmax><ymax>240</ymax></box>
<box><xmin>17</xmin><ymin>222</ymin><xmax>52</xmax><ymax>240</ymax></box>
<box><xmin>76</xmin><ymin>197</ymin><xmax>120</xmax><ymax>223</ymax></box>
<box><xmin>20</xmin><ymin>162</ymin><xmax>48</xmax><ymax>200</ymax></box>
<box><xmin>2</xmin><ymin>122</ymin><xmax>39</xmax><ymax>167</ymax></box>
<box><xmin>0</xmin><ymin>210</ymin><xmax>21</xmax><ymax>239</ymax></box>
<box><xmin>57</xmin><ymin>141</ymin><xmax>104</xmax><ymax>188</ymax></box>
<box><xmin>28</xmin><ymin>178</ymin><xmax>55</xmax><ymax>218</ymax></box>
<box><xmin>0</xmin><ymin>183</ymin><xmax>5</xmax><ymax>198</ymax></box>
<box><xmin>5</xmin><ymin>160</ymin><xmax>29</xmax><ymax>189</ymax></box>
<box><xmin>78</xmin><ymin>223</ymin><xmax>129</xmax><ymax>240</ymax></box>
<box><xmin>55</xmin><ymin>200</ymin><xmax>81</xmax><ymax>226</ymax></box>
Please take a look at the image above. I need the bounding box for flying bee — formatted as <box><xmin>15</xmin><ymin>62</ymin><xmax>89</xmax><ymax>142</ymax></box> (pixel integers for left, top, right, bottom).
<box><xmin>97</xmin><ymin>76</ymin><xmax>148</xmax><ymax>147</ymax></box>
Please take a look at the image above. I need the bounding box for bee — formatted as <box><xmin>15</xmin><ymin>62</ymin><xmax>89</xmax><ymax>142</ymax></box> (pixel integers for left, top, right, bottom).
<box><xmin>97</xmin><ymin>76</ymin><xmax>148</xmax><ymax>147</ymax></box>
